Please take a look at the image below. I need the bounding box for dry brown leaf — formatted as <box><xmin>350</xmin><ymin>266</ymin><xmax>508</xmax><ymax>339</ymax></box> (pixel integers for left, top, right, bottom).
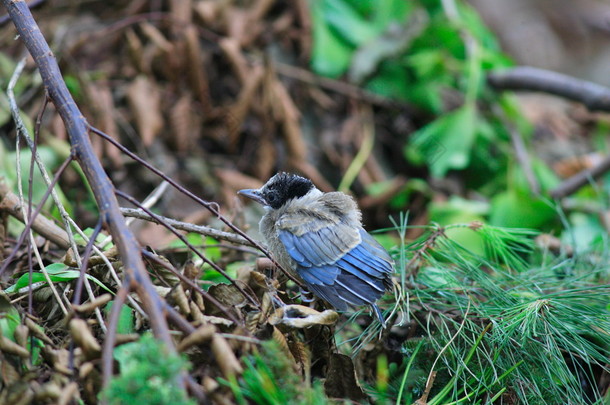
<box><xmin>169</xmin><ymin>284</ymin><xmax>191</xmax><ymax>316</ymax></box>
<box><xmin>42</xmin><ymin>347</ymin><xmax>72</xmax><ymax>375</ymax></box>
<box><xmin>13</xmin><ymin>324</ymin><xmax>28</xmax><ymax>349</ymax></box>
<box><xmin>33</xmin><ymin>382</ymin><xmax>63</xmax><ymax>402</ymax></box>
<box><xmin>271</xmin><ymin>326</ymin><xmax>296</xmax><ymax>364</ymax></box>
<box><xmin>216</xmin><ymin>169</ymin><xmax>263</xmax><ymax>192</ymax></box>
<box><xmin>211</xmin><ymin>334</ymin><xmax>243</xmax><ymax>377</ymax></box>
<box><xmin>324</xmin><ymin>353</ymin><xmax>368</xmax><ymax>401</ymax></box>
<box><xmin>69</xmin><ymin>319</ymin><xmax>101</xmax><ymax>360</ymax></box>
<box><xmin>194</xmin><ymin>1</ymin><xmax>220</xmax><ymax>26</ymax></box>
<box><xmin>0</xmin><ymin>358</ymin><xmax>21</xmax><ymax>386</ymax></box>
<box><xmin>226</xmin><ymin>8</ymin><xmax>250</xmax><ymax>46</ymax></box>
<box><xmin>225</xmin><ymin>65</ymin><xmax>265</xmax><ymax>149</ymax></box>
<box><xmin>190</xmin><ymin>301</ymin><xmax>206</xmax><ymax>324</ymax></box>
<box><xmin>169</xmin><ymin>93</ymin><xmax>197</xmax><ymax>153</ymax></box>
<box><xmin>200</xmin><ymin>314</ymin><xmax>233</xmax><ymax>327</ymax></box>
<box><xmin>246</xmin><ymin>312</ymin><xmax>262</xmax><ymax>334</ymax></box>
<box><xmin>86</xmin><ymin>82</ymin><xmax>123</xmax><ymax>168</ymax></box>
<box><xmin>78</xmin><ymin>362</ymin><xmax>94</xmax><ymax>379</ymax></box>
<box><xmin>272</xmin><ymin>78</ymin><xmax>306</xmax><ymax>161</ymax></box>
<box><xmin>177</xmin><ymin>324</ymin><xmax>216</xmax><ymax>351</ymax></box>
<box><xmin>219</xmin><ymin>37</ymin><xmax>249</xmax><ymax>84</ymax></box>
<box><xmin>552</xmin><ymin>152</ymin><xmax>603</xmax><ymax>178</ymax></box>
<box><xmin>114</xmin><ymin>334</ymin><xmax>140</xmax><ymax>345</ymax></box>
<box><xmin>72</xmin><ymin>294</ymin><xmax>112</xmax><ymax>314</ymax></box>
<box><xmin>125</xmin><ymin>27</ymin><xmax>147</xmax><ymax>75</ymax></box>
<box><xmin>185</xmin><ymin>25</ymin><xmax>213</xmax><ymax>116</ymax></box>
<box><xmin>289</xmin><ymin>339</ymin><xmax>310</xmax><ymax>376</ymax></box>
<box><xmin>140</xmin><ymin>22</ymin><xmax>173</xmax><ymax>53</ymax></box>
<box><xmin>208</xmin><ymin>283</ymin><xmax>248</xmax><ymax>309</ymax></box>
<box><xmin>193</xmin><ymin>290</ymin><xmax>205</xmax><ymax>312</ymax></box>
<box><xmin>170</xmin><ymin>0</ymin><xmax>193</xmax><ymax>33</ymax></box>
<box><xmin>0</xmin><ymin>336</ymin><xmax>30</xmax><ymax>358</ymax></box>
<box><xmin>57</xmin><ymin>382</ymin><xmax>79</xmax><ymax>405</ymax></box>
<box><xmin>269</xmin><ymin>305</ymin><xmax>339</xmax><ymax>328</ymax></box>
<box><xmin>184</xmin><ymin>260</ymin><xmax>201</xmax><ymax>281</ymax></box>
<box><xmin>127</xmin><ymin>76</ymin><xmax>163</xmax><ymax>147</ymax></box>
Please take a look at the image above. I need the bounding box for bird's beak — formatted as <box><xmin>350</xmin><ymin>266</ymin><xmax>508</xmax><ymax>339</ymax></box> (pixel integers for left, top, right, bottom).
<box><xmin>238</xmin><ymin>189</ymin><xmax>267</xmax><ymax>206</ymax></box>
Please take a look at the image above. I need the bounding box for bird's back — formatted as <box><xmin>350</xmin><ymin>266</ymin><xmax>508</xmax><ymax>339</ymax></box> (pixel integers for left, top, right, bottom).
<box><xmin>260</xmin><ymin>190</ymin><xmax>394</xmax><ymax>322</ymax></box>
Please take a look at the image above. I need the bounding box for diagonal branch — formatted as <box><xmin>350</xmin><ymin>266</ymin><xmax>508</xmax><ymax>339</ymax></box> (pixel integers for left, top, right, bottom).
<box><xmin>487</xmin><ymin>66</ymin><xmax>610</xmax><ymax>112</ymax></box>
<box><xmin>1</xmin><ymin>0</ymin><xmax>174</xmax><ymax>350</ymax></box>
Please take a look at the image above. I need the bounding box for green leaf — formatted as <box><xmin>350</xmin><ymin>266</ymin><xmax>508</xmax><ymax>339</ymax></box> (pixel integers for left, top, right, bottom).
<box><xmin>4</xmin><ymin>263</ymin><xmax>112</xmax><ymax>294</ymax></box>
<box><xmin>562</xmin><ymin>212</ymin><xmax>607</xmax><ymax>252</ymax></box>
<box><xmin>406</xmin><ymin>49</ymin><xmax>447</xmax><ymax>79</ymax></box>
<box><xmin>105</xmin><ymin>301</ymin><xmax>135</xmax><ymax>335</ymax></box>
<box><xmin>0</xmin><ymin>294</ymin><xmax>21</xmax><ymax>342</ymax></box>
<box><xmin>407</xmin><ymin>104</ymin><xmax>478</xmax><ymax>177</ymax></box>
<box><xmin>168</xmin><ymin>232</ymin><xmax>204</xmax><ymax>249</ymax></box>
<box><xmin>203</xmin><ymin>237</ymin><xmax>221</xmax><ymax>261</ymax></box>
<box><xmin>489</xmin><ymin>190</ymin><xmax>556</xmax><ymax>228</ymax></box>
<box><xmin>310</xmin><ymin>0</ymin><xmax>354</xmax><ymax>78</ymax></box>
<box><xmin>349</xmin><ymin>12</ymin><xmax>425</xmax><ymax>84</ymax></box>
<box><xmin>371</xmin><ymin>0</ymin><xmax>413</xmax><ymax>31</ymax></box>
<box><xmin>364</xmin><ymin>60</ymin><xmax>410</xmax><ymax>101</ymax></box>
<box><xmin>322</xmin><ymin>0</ymin><xmax>379</xmax><ymax>46</ymax></box>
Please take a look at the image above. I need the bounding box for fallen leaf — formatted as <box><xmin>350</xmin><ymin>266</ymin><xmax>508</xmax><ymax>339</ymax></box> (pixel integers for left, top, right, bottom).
<box><xmin>269</xmin><ymin>304</ymin><xmax>338</xmax><ymax>328</ymax></box>
<box><xmin>324</xmin><ymin>353</ymin><xmax>368</xmax><ymax>401</ymax></box>
<box><xmin>127</xmin><ymin>75</ymin><xmax>163</xmax><ymax>147</ymax></box>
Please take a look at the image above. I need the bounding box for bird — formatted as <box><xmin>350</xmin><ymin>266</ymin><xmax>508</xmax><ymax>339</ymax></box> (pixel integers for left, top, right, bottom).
<box><xmin>238</xmin><ymin>172</ymin><xmax>394</xmax><ymax>327</ymax></box>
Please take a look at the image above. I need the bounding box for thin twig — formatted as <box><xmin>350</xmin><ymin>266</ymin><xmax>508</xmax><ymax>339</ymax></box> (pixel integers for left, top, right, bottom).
<box><xmin>143</xmin><ymin>251</ymin><xmax>244</xmax><ymax>325</ymax></box>
<box><xmin>116</xmin><ymin>190</ymin><xmax>260</xmax><ymax>309</ymax></box>
<box><xmin>102</xmin><ymin>284</ymin><xmax>129</xmax><ymax>387</ymax></box>
<box><xmin>73</xmin><ymin>219</ymin><xmax>102</xmax><ymax>305</ymax></box>
<box><xmin>66</xmin><ymin>216</ymin><xmax>147</xmax><ymax>319</ymax></box>
<box><xmin>2</xmin><ymin>0</ymin><xmax>176</xmax><ymax>355</ymax></box>
<box><xmin>550</xmin><ymin>154</ymin><xmax>610</xmax><ymax>199</ymax></box>
<box><xmin>120</xmin><ymin>208</ymin><xmax>253</xmax><ymax>246</ymax></box>
<box><xmin>507</xmin><ymin>122</ymin><xmax>540</xmax><ymax>195</ymax></box>
<box><xmin>0</xmin><ymin>155</ymin><xmax>73</xmax><ymax>276</ymax></box>
<box><xmin>8</xmin><ymin>56</ymin><xmax>105</xmax><ymax>326</ymax></box>
<box><xmin>101</xmin><ymin>181</ymin><xmax>171</xmax><ymax>248</ymax></box>
<box><xmin>13</xmin><ymin>99</ymin><xmax>68</xmax><ymax>314</ymax></box>
<box><xmin>275</xmin><ymin>62</ymin><xmax>418</xmax><ymax>113</ymax></box>
<box><xmin>90</xmin><ymin>125</ymin><xmax>306</xmax><ymax>288</ymax></box>
<box><xmin>0</xmin><ymin>181</ymin><xmax>70</xmax><ymax>249</ymax></box>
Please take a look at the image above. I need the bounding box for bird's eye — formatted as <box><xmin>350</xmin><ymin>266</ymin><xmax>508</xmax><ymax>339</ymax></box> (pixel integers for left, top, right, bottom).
<box><xmin>266</xmin><ymin>193</ymin><xmax>277</xmax><ymax>203</ymax></box>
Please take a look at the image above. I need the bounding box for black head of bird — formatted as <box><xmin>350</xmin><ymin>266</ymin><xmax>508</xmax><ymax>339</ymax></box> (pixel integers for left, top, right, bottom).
<box><xmin>239</xmin><ymin>172</ymin><xmax>394</xmax><ymax>327</ymax></box>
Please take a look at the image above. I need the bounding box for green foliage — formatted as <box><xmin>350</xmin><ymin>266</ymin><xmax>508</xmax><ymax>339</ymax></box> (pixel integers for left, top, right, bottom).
<box><xmin>4</xmin><ymin>263</ymin><xmax>111</xmax><ymax>294</ymax></box>
<box><xmin>100</xmin><ymin>334</ymin><xmax>195</xmax><ymax>405</ymax></box>
<box><xmin>0</xmin><ymin>294</ymin><xmax>44</xmax><ymax>364</ymax></box>
<box><xmin>104</xmin><ymin>301</ymin><xmax>135</xmax><ymax>335</ymax></box>
<box><xmin>0</xmin><ymin>142</ymin><xmax>72</xmax><ymax>222</ymax></box>
<box><xmin>311</xmin><ymin>0</ymin><xmax>568</xmax><ymax>231</ymax></box>
<box><xmin>390</xmin><ymin>223</ymin><xmax>610</xmax><ymax>404</ymax></box>
<box><xmin>227</xmin><ymin>340</ymin><xmax>328</xmax><ymax>405</ymax></box>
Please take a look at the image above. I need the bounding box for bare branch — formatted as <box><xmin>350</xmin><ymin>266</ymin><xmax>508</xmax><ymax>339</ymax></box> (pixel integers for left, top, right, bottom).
<box><xmin>487</xmin><ymin>66</ymin><xmax>610</xmax><ymax>112</ymax></box>
<box><xmin>550</xmin><ymin>154</ymin><xmax>610</xmax><ymax>199</ymax></box>
<box><xmin>0</xmin><ymin>180</ymin><xmax>70</xmax><ymax>249</ymax></box>
<box><xmin>2</xmin><ymin>0</ymin><xmax>175</xmax><ymax>352</ymax></box>
<box><xmin>120</xmin><ymin>207</ymin><xmax>253</xmax><ymax>246</ymax></box>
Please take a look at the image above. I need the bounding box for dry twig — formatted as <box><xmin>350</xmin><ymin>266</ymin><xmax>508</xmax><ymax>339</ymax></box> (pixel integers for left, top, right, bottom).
<box><xmin>2</xmin><ymin>0</ymin><xmax>179</xmax><ymax>380</ymax></box>
<box><xmin>488</xmin><ymin>66</ymin><xmax>610</xmax><ymax>112</ymax></box>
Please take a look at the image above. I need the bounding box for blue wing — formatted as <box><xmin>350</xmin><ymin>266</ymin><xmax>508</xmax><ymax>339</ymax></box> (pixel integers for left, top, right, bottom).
<box><xmin>279</xmin><ymin>227</ymin><xmax>393</xmax><ymax>311</ymax></box>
